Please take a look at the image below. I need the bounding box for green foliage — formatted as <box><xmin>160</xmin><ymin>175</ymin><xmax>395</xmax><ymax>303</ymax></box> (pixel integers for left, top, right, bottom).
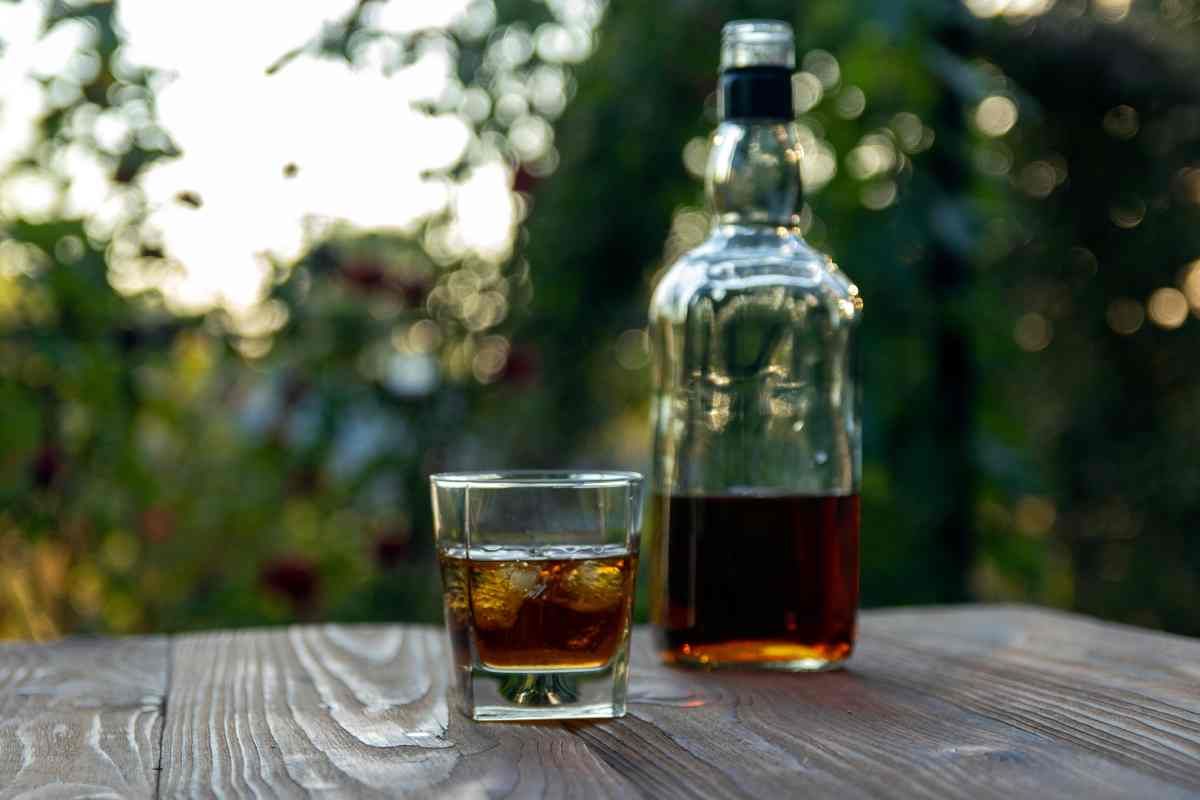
<box><xmin>2</xmin><ymin>0</ymin><xmax>1199</xmax><ymax>638</ymax></box>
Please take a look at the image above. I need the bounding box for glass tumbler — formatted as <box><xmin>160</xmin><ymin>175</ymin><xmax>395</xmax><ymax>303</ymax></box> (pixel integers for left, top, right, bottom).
<box><xmin>431</xmin><ymin>471</ymin><xmax>643</xmax><ymax>721</ymax></box>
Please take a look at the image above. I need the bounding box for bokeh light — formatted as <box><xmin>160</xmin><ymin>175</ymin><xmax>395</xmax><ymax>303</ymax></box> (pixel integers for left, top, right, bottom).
<box><xmin>1180</xmin><ymin>260</ymin><xmax>1200</xmax><ymax>312</ymax></box>
<box><xmin>1175</xmin><ymin>167</ymin><xmax>1200</xmax><ymax>205</ymax></box>
<box><xmin>683</xmin><ymin>137</ymin><xmax>709</xmax><ymax>179</ymax></box>
<box><xmin>1147</xmin><ymin>287</ymin><xmax>1188</xmax><ymax>329</ymax></box>
<box><xmin>1103</xmin><ymin>105</ymin><xmax>1140</xmax><ymax>140</ymax></box>
<box><xmin>792</xmin><ymin>72</ymin><xmax>824</xmax><ymax>114</ymax></box>
<box><xmin>1106</xmin><ymin>298</ymin><xmax>1144</xmax><ymax>335</ymax></box>
<box><xmin>1018</xmin><ymin>161</ymin><xmax>1057</xmax><ymax>198</ymax></box>
<box><xmin>1109</xmin><ymin>196</ymin><xmax>1146</xmax><ymax>229</ymax></box>
<box><xmin>835</xmin><ymin>86</ymin><xmax>866</xmax><ymax>120</ymax></box>
<box><xmin>801</xmin><ymin>50</ymin><xmax>840</xmax><ymax>89</ymax></box>
<box><xmin>847</xmin><ymin>133</ymin><xmax>898</xmax><ymax>181</ymax></box>
<box><xmin>975</xmin><ymin>95</ymin><xmax>1018</xmax><ymax>137</ymax></box>
<box><xmin>860</xmin><ymin>180</ymin><xmax>897</xmax><ymax>210</ymax></box>
<box><xmin>614</xmin><ymin>329</ymin><xmax>650</xmax><ymax>370</ymax></box>
<box><xmin>1014</xmin><ymin>312</ymin><xmax>1052</xmax><ymax>351</ymax></box>
<box><xmin>1093</xmin><ymin>0</ymin><xmax>1132</xmax><ymax>22</ymax></box>
<box><xmin>964</xmin><ymin>0</ymin><xmax>1056</xmax><ymax>19</ymax></box>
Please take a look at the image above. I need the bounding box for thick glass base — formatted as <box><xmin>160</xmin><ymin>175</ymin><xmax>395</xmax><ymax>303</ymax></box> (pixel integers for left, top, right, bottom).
<box><xmin>659</xmin><ymin>639</ymin><xmax>852</xmax><ymax>671</ymax></box>
<box><xmin>456</xmin><ymin>656</ymin><xmax>629</xmax><ymax>721</ymax></box>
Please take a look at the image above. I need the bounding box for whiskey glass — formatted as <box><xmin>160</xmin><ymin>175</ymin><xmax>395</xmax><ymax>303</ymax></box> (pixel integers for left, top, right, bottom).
<box><xmin>432</xmin><ymin>471</ymin><xmax>643</xmax><ymax>721</ymax></box>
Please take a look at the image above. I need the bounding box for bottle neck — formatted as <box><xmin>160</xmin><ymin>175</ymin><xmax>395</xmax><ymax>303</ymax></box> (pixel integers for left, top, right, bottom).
<box><xmin>705</xmin><ymin>119</ymin><xmax>802</xmax><ymax>227</ymax></box>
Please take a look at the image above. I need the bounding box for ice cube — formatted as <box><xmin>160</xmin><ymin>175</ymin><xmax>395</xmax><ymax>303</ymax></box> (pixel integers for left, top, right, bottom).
<box><xmin>440</xmin><ymin>559</ymin><xmax>471</xmax><ymax>626</ymax></box>
<box><xmin>556</xmin><ymin>559</ymin><xmax>626</xmax><ymax>614</ymax></box>
<box><xmin>471</xmin><ymin>562</ymin><xmax>541</xmax><ymax>630</ymax></box>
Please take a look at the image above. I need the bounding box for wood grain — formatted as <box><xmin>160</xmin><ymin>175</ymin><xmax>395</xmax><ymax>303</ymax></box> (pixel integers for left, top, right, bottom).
<box><xmin>592</xmin><ymin>620</ymin><xmax>1200</xmax><ymax>800</ymax></box>
<box><xmin>859</xmin><ymin>606</ymin><xmax>1200</xmax><ymax>792</ymax></box>
<box><xmin>0</xmin><ymin>636</ymin><xmax>167</xmax><ymax>799</ymax></box>
<box><xmin>159</xmin><ymin>625</ymin><xmax>640</xmax><ymax>798</ymax></box>
<box><xmin>6</xmin><ymin>605</ymin><xmax>1198</xmax><ymax>798</ymax></box>
<box><xmin>154</xmin><ymin>607</ymin><xmax>1200</xmax><ymax>799</ymax></box>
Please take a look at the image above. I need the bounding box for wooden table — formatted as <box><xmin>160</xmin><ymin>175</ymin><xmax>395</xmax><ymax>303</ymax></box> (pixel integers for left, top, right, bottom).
<box><xmin>2</xmin><ymin>605</ymin><xmax>1198</xmax><ymax>799</ymax></box>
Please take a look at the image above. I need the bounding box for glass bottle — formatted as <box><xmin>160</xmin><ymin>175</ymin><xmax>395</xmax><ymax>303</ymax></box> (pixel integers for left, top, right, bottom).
<box><xmin>648</xmin><ymin>20</ymin><xmax>862</xmax><ymax>670</ymax></box>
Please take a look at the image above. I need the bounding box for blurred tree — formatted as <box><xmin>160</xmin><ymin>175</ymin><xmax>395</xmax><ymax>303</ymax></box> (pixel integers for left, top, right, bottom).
<box><xmin>959</xmin><ymin>8</ymin><xmax>1200</xmax><ymax>631</ymax></box>
<box><xmin>2</xmin><ymin>0</ymin><xmax>1199</xmax><ymax>639</ymax></box>
<box><xmin>491</xmin><ymin>0</ymin><xmax>1200</xmax><ymax>626</ymax></box>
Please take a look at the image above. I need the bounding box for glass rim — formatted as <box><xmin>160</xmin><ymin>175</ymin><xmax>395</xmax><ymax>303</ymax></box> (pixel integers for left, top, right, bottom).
<box><xmin>430</xmin><ymin>469</ymin><xmax>643</xmax><ymax>489</ymax></box>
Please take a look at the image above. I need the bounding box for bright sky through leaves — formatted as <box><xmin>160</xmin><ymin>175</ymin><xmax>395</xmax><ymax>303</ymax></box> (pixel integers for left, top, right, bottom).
<box><xmin>0</xmin><ymin>0</ymin><xmax>515</xmax><ymax>317</ymax></box>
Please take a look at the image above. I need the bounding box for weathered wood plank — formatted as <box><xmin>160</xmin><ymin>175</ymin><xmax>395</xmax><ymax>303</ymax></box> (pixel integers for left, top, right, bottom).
<box><xmin>857</xmin><ymin>606</ymin><xmax>1200</xmax><ymax>791</ymax></box>
<box><xmin>865</xmin><ymin>604</ymin><xmax>1200</xmax><ymax>708</ymax></box>
<box><xmin>597</xmin><ymin>619</ymin><xmax>1200</xmax><ymax>800</ymax></box>
<box><xmin>0</xmin><ymin>636</ymin><xmax>168</xmax><ymax>799</ymax></box>
<box><xmin>159</xmin><ymin>625</ymin><xmax>641</xmax><ymax>798</ymax></box>
<box><xmin>157</xmin><ymin>607</ymin><xmax>1200</xmax><ymax>799</ymax></box>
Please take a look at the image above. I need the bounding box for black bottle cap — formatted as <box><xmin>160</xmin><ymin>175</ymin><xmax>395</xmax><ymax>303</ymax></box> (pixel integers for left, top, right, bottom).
<box><xmin>719</xmin><ymin>66</ymin><xmax>794</xmax><ymax>121</ymax></box>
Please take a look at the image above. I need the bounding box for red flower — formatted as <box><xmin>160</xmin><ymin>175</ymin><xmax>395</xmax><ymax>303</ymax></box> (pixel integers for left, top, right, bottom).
<box><xmin>140</xmin><ymin>506</ymin><xmax>175</xmax><ymax>544</ymax></box>
<box><xmin>500</xmin><ymin>344</ymin><xmax>542</xmax><ymax>387</ymax></box>
<box><xmin>261</xmin><ymin>555</ymin><xmax>320</xmax><ymax>612</ymax></box>
<box><xmin>397</xmin><ymin>276</ymin><xmax>432</xmax><ymax>309</ymax></box>
<box><xmin>512</xmin><ymin>166</ymin><xmax>539</xmax><ymax>194</ymax></box>
<box><xmin>287</xmin><ymin>465</ymin><xmax>323</xmax><ymax>497</ymax></box>
<box><xmin>373</xmin><ymin>528</ymin><xmax>411</xmax><ymax>569</ymax></box>
<box><xmin>340</xmin><ymin>259</ymin><xmax>388</xmax><ymax>290</ymax></box>
<box><xmin>30</xmin><ymin>446</ymin><xmax>63</xmax><ymax>489</ymax></box>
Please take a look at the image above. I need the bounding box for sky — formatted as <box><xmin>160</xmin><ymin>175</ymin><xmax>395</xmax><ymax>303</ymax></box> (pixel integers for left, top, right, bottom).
<box><xmin>0</xmin><ymin>0</ymin><xmax>517</xmax><ymax>319</ymax></box>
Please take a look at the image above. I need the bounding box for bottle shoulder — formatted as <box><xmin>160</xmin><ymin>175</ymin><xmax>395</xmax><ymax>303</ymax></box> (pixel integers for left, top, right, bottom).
<box><xmin>650</xmin><ymin>227</ymin><xmax>863</xmax><ymax>324</ymax></box>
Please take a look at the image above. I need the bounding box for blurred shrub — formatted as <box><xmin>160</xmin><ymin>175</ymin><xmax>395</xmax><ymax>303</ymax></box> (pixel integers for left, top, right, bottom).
<box><xmin>2</xmin><ymin>0</ymin><xmax>1199</xmax><ymax>638</ymax></box>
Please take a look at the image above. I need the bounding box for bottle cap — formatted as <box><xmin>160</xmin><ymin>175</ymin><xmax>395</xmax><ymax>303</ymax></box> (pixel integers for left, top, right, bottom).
<box><xmin>720</xmin><ymin>20</ymin><xmax>795</xmax><ymax>71</ymax></box>
<box><xmin>718</xmin><ymin>20</ymin><xmax>795</xmax><ymax>120</ymax></box>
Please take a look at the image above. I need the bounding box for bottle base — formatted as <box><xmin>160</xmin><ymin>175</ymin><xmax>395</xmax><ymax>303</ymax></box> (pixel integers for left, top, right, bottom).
<box><xmin>658</xmin><ymin>639</ymin><xmax>852</xmax><ymax>671</ymax></box>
